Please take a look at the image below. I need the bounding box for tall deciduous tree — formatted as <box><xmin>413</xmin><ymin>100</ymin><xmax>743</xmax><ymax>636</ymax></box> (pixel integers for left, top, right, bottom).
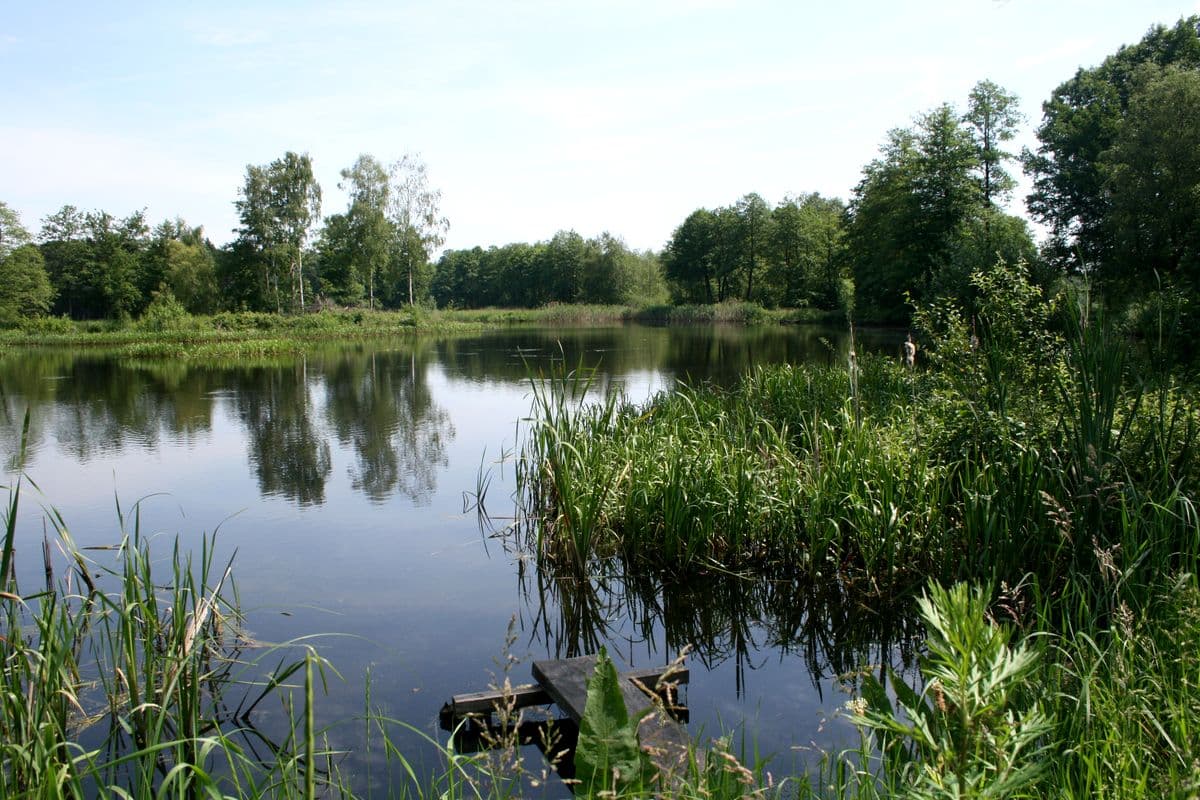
<box><xmin>337</xmin><ymin>154</ymin><xmax>392</xmax><ymax>308</ymax></box>
<box><xmin>233</xmin><ymin>152</ymin><xmax>322</xmax><ymax>312</ymax></box>
<box><xmin>272</xmin><ymin>152</ymin><xmax>322</xmax><ymax>310</ymax></box>
<box><xmin>663</xmin><ymin>209</ymin><xmax>719</xmax><ymax>304</ymax></box>
<box><xmin>847</xmin><ymin>104</ymin><xmax>981</xmax><ymax>322</ymax></box>
<box><xmin>0</xmin><ymin>201</ymin><xmax>32</xmax><ymax>260</ymax></box>
<box><xmin>768</xmin><ymin>193</ymin><xmax>846</xmax><ymax>308</ymax></box>
<box><xmin>0</xmin><ymin>245</ymin><xmax>54</xmax><ymax>325</ymax></box>
<box><xmin>1024</xmin><ymin>16</ymin><xmax>1200</xmax><ymax>278</ymax></box>
<box><xmin>388</xmin><ymin>154</ymin><xmax>448</xmax><ymax>306</ymax></box>
<box><xmin>1101</xmin><ymin>64</ymin><xmax>1200</xmax><ymax>295</ymax></box>
<box><xmin>38</xmin><ymin>206</ymin><xmax>150</xmax><ymax>319</ymax></box>
<box><xmin>964</xmin><ymin>80</ymin><xmax>1024</xmax><ymax>206</ymax></box>
<box><xmin>735</xmin><ymin>193</ymin><xmax>772</xmax><ymax>302</ymax></box>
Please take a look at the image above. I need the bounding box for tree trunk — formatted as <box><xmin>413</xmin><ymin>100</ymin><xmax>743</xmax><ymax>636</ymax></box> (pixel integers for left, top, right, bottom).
<box><xmin>407</xmin><ymin>257</ymin><xmax>414</xmax><ymax>306</ymax></box>
<box><xmin>297</xmin><ymin>250</ymin><xmax>305</xmax><ymax>310</ymax></box>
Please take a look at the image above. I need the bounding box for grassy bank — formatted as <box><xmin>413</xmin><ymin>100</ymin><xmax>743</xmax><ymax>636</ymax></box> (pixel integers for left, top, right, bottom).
<box><xmin>509</xmin><ymin>262</ymin><xmax>1200</xmax><ymax>796</ymax></box>
<box><xmin>0</xmin><ymin>302</ymin><xmax>843</xmax><ymax>360</ymax></box>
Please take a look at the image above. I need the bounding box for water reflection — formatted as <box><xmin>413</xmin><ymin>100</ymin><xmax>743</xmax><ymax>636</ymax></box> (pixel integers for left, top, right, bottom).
<box><xmin>0</xmin><ymin>344</ymin><xmax>458</xmax><ymax>508</ymax></box>
<box><xmin>433</xmin><ymin>324</ymin><xmax>870</xmax><ymax>389</ymax></box>
<box><xmin>230</xmin><ymin>360</ymin><xmax>332</xmax><ymax>507</ymax></box>
<box><xmin>520</xmin><ymin>558</ymin><xmax>923</xmax><ymax>698</ymax></box>
<box><xmin>322</xmin><ymin>345</ymin><xmax>452</xmax><ymax>505</ymax></box>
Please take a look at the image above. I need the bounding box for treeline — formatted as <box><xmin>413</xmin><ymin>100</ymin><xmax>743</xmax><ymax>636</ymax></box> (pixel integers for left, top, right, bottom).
<box><xmin>662</xmin><ymin>192</ymin><xmax>846</xmax><ymax>309</ymax></box>
<box><xmin>431</xmin><ymin>231</ymin><xmax>665</xmax><ymax>308</ymax></box>
<box><xmin>0</xmin><ymin>152</ymin><xmax>451</xmax><ymax>325</ymax></box>
<box><xmin>1</xmin><ymin>16</ymin><xmax>1197</xmax><ymax>329</ymax></box>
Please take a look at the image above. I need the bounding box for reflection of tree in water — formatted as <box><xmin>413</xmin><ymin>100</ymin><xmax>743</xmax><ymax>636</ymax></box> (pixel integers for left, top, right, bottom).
<box><xmin>323</xmin><ymin>347</ymin><xmax>453</xmax><ymax>505</ymax></box>
<box><xmin>0</xmin><ymin>352</ymin><xmax>66</xmax><ymax>469</ymax></box>
<box><xmin>231</xmin><ymin>361</ymin><xmax>331</xmax><ymax>507</ymax></box>
<box><xmin>519</xmin><ymin>558</ymin><xmax>921</xmax><ymax>698</ymax></box>
<box><xmin>0</xmin><ymin>352</ymin><xmax>219</xmax><ymax>467</ymax></box>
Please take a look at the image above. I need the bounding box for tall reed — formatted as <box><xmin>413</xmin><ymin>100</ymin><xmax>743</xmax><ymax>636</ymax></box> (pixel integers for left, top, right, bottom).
<box><xmin>0</xmin><ymin>475</ymin><xmax>339</xmax><ymax>798</ymax></box>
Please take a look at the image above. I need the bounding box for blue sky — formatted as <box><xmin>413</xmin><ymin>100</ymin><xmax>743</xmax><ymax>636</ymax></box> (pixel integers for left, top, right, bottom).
<box><xmin>2</xmin><ymin>1</ymin><xmax>1197</xmax><ymax>253</ymax></box>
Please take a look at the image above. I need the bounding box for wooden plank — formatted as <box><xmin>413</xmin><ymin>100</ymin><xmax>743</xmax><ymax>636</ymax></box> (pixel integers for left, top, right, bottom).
<box><xmin>440</xmin><ymin>664</ymin><xmax>689</xmax><ymax>729</ymax></box>
<box><xmin>444</xmin><ymin>683</ymin><xmax>552</xmax><ymax>717</ymax></box>
<box><xmin>532</xmin><ymin>656</ymin><xmax>691</xmax><ymax>777</ymax></box>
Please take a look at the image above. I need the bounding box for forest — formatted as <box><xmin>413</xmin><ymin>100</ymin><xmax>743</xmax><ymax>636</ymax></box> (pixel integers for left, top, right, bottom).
<box><xmin>2</xmin><ymin>17</ymin><xmax>1198</xmax><ymax>343</ymax></box>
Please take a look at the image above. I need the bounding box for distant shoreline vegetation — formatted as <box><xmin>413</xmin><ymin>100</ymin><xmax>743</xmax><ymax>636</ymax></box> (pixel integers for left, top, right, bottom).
<box><xmin>0</xmin><ymin>302</ymin><xmax>845</xmax><ymax>360</ymax></box>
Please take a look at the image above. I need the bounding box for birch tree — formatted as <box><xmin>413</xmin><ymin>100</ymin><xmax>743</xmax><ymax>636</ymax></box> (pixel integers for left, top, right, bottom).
<box><xmin>388</xmin><ymin>154</ymin><xmax>448</xmax><ymax>306</ymax></box>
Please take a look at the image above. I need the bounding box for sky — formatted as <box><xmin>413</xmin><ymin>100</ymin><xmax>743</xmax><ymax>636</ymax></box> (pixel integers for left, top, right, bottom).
<box><xmin>2</xmin><ymin>1</ymin><xmax>1198</xmax><ymax>254</ymax></box>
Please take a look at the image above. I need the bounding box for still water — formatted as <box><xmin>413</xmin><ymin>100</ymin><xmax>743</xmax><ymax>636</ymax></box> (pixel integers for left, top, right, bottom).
<box><xmin>1</xmin><ymin>323</ymin><xmax>914</xmax><ymax>792</ymax></box>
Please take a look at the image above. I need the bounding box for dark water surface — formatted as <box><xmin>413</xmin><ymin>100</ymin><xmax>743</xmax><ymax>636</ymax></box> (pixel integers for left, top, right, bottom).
<box><xmin>2</xmin><ymin>324</ymin><xmax>913</xmax><ymax>792</ymax></box>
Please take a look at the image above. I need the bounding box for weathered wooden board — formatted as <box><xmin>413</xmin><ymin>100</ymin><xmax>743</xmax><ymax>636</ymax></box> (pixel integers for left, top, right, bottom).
<box><xmin>531</xmin><ymin>655</ymin><xmax>690</xmax><ymax>775</ymax></box>
<box><xmin>440</xmin><ymin>663</ymin><xmax>688</xmax><ymax>728</ymax></box>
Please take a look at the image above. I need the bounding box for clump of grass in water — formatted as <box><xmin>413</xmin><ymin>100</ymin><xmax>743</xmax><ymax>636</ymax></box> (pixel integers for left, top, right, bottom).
<box><xmin>0</xmin><ymin>457</ymin><xmax>342</xmax><ymax>797</ymax></box>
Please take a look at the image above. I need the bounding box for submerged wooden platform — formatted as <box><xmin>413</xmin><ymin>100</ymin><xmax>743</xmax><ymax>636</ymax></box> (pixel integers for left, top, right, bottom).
<box><xmin>533</xmin><ymin>655</ymin><xmax>691</xmax><ymax>771</ymax></box>
<box><xmin>440</xmin><ymin>657</ymin><xmax>688</xmax><ymax>728</ymax></box>
<box><xmin>440</xmin><ymin>655</ymin><xmax>691</xmax><ymax>774</ymax></box>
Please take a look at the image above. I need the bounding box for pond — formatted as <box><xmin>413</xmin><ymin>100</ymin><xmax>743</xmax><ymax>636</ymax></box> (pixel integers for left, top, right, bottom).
<box><xmin>1</xmin><ymin>323</ymin><xmax>917</xmax><ymax>794</ymax></box>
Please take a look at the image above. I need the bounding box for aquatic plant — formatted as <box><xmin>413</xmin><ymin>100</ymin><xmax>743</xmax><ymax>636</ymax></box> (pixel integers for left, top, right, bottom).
<box><xmin>851</xmin><ymin>582</ymin><xmax>1055</xmax><ymax>799</ymax></box>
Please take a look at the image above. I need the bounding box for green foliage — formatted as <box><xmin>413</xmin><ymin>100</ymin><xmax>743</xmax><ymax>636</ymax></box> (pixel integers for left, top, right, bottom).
<box><xmin>432</xmin><ymin>232</ymin><xmax>660</xmax><ymax>309</ymax></box>
<box><xmin>663</xmin><ymin>193</ymin><xmax>849</xmax><ymax>311</ymax></box>
<box><xmin>1100</xmin><ymin>64</ymin><xmax>1200</xmax><ymax>307</ymax></box>
<box><xmin>964</xmin><ymin>80</ymin><xmax>1024</xmax><ymax>206</ymax></box>
<box><xmin>135</xmin><ymin>288</ymin><xmax>193</xmax><ymax>332</ymax></box>
<box><xmin>852</xmin><ymin>582</ymin><xmax>1055</xmax><ymax>799</ymax></box>
<box><xmin>1024</xmin><ymin>15</ymin><xmax>1200</xmax><ymax>286</ymax></box>
<box><xmin>233</xmin><ymin>151</ymin><xmax>322</xmax><ymax>313</ymax></box>
<box><xmin>573</xmin><ymin>647</ymin><xmax>652</xmax><ymax>794</ymax></box>
<box><xmin>0</xmin><ymin>200</ymin><xmax>32</xmax><ymax>261</ymax></box>
<box><xmin>847</xmin><ymin>102</ymin><xmax>986</xmax><ymax>323</ymax></box>
<box><xmin>914</xmin><ymin>258</ymin><xmax>1061</xmax><ymax>425</ymax></box>
<box><xmin>0</xmin><ymin>244</ymin><xmax>55</xmax><ymax>326</ymax></box>
<box><xmin>17</xmin><ymin>314</ymin><xmax>76</xmax><ymax>335</ymax></box>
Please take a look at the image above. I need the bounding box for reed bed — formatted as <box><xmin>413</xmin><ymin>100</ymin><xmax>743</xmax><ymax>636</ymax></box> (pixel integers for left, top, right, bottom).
<box><xmin>509</xmin><ymin>274</ymin><xmax>1200</xmax><ymax>796</ymax></box>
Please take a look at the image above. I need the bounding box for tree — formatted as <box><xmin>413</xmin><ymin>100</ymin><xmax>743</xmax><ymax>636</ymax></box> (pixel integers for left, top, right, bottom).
<box><xmin>964</xmin><ymin>80</ymin><xmax>1024</xmax><ymax>207</ymax></box>
<box><xmin>164</xmin><ymin>238</ymin><xmax>220</xmax><ymax>314</ymax></box>
<box><xmin>271</xmin><ymin>152</ymin><xmax>321</xmax><ymax>310</ymax></box>
<box><xmin>0</xmin><ymin>244</ymin><xmax>54</xmax><ymax>325</ymax></box>
<box><xmin>735</xmin><ymin>193</ymin><xmax>773</xmax><ymax>302</ymax></box>
<box><xmin>1024</xmin><ymin>16</ymin><xmax>1200</xmax><ymax>279</ymax></box>
<box><xmin>580</xmin><ymin>233</ymin><xmax>635</xmax><ymax>305</ymax></box>
<box><xmin>1101</xmin><ymin>64</ymin><xmax>1200</xmax><ymax>295</ymax></box>
<box><xmin>39</xmin><ymin>206</ymin><xmax>90</xmax><ymax>318</ymax></box>
<box><xmin>431</xmin><ymin>247</ymin><xmax>484</xmax><ymax>308</ymax></box>
<box><xmin>144</xmin><ymin>219</ymin><xmax>219</xmax><ymax>314</ymax></box>
<box><xmin>930</xmin><ymin>207</ymin><xmax>1040</xmax><ymax>314</ymax></box>
<box><xmin>233</xmin><ymin>152</ymin><xmax>322</xmax><ymax>312</ymax></box>
<box><xmin>233</xmin><ymin>164</ymin><xmax>283</xmax><ymax>311</ymax></box>
<box><xmin>663</xmin><ymin>209</ymin><xmax>719</xmax><ymax>304</ymax></box>
<box><xmin>38</xmin><ymin>206</ymin><xmax>149</xmax><ymax>319</ymax></box>
<box><xmin>337</xmin><ymin>155</ymin><xmax>392</xmax><ymax>308</ymax></box>
<box><xmin>541</xmin><ymin>229</ymin><xmax>587</xmax><ymax>303</ymax></box>
<box><xmin>388</xmin><ymin>154</ymin><xmax>448</xmax><ymax>306</ymax></box>
<box><xmin>767</xmin><ymin>193</ymin><xmax>846</xmax><ymax>308</ymax></box>
<box><xmin>0</xmin><ymin>201</ymin><xmax>32</xmax><ymax>260</ymax></box>
<box><xmin>847</xmin><ymin>104</ymin><xmax>981</xmax><ymax>322</ymax></box>
<box><xmin>313</xmin><ymin>213</ymin><xmax>365</xmax><ymax>305</ymax></box>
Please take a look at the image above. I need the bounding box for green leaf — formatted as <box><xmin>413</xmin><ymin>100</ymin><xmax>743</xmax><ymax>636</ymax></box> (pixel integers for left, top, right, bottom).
<box><xmin>573</xmin><ymin>647</ymin><xmax>649</xmax><ymax>794</ymax></box>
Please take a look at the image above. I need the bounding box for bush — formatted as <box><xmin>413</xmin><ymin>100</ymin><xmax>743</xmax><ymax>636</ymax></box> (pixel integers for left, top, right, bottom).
<box><xmin>135</xmin><ymin>289</ymin><xmax>192</xmax><ymax>332</ymax></box>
